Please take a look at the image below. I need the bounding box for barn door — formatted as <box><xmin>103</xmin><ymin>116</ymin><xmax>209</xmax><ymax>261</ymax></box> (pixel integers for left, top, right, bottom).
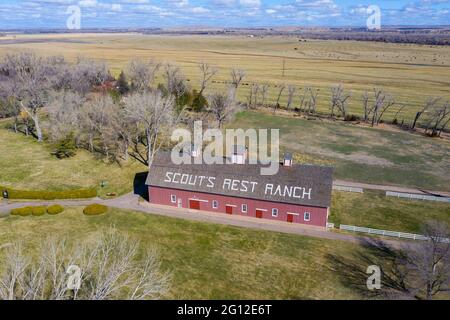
<box><xmin>226</xmin><ymin>205</ymin><xmax>234</xmax><ymax>215</ymax></box>
<box><xmin>189</xmin><ymin>200</ymin><xmax>200</xmax><ymax>210</ymax></box>
<box><xmin>256</xmin><ymin>210</ymin><xmax>264</xmax><ymax>219</ymax></box>
<box><xmin>287</xmin><ymin>214</ymin><xmax>294</xmax><ymax>223</ymax></box>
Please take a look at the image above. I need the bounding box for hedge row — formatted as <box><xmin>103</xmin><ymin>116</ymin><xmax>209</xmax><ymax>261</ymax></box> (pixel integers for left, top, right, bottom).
<box><xmin>83</xmin><ymin>204</ymin><xmax>108</xmax><ymax>216</ymax></box>
<box><xmin>11</xmin><ymin>205</ymin><xmax>65</xmax><ymax>216</ymax></box>
<box><xmin>1</xmin><ymin>186</ymin><xmax>97</xmax><ymax>200</ymax></box>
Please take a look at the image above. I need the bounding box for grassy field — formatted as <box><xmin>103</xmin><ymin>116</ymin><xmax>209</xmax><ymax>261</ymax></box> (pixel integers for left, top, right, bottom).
<box><xmin>330</xmin><ymin>191</ymin><xmax>450</xmax><ymax>233</ymax></box>
<box><xmin>230</xmin><ymin>111</ymin><xmax>450</xmax><ymax>192</ymax></box>
<box><xmin>0</xmin><ymin>34</ymin><xmax>449</xmax><ymax>122</ymax></box>
<box><xmin>0</xmin><ymin>126</ymin><xmax>146</xmax><ymax>197</ymax></box>
<box><xmin>0</xmin><ymin>206</ymin><xmax>368</xmax><ymax>299</ymax></box>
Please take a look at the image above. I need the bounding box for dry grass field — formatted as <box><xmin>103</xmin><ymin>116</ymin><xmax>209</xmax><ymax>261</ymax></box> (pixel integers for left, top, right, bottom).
<box><xmin>1</xmin><ymin>33</ymin><xmax>449</xmax><ymax>121</ymax></box>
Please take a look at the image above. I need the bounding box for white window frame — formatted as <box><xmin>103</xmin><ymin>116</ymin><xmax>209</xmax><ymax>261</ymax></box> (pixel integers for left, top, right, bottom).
<box><xmin>212</xmin><ymin>200</ymin><xmax>219</xmax><ymax>209</ymax></box>
<box><xmin>272</xmin><ymin>208</ymin><xmax>279</xmax><ymax>217</ymax></box>
<box><xmin>304</xmin><ymin>212</ymin><xmax>311</xmax><ymax>221</ymax></box>
<box><xmin>241</xmin><ymin>204</ymin><xmax>248</xmax><ymax>213</ymax></box>
<box><xmin>170</xmin><ymin>195</ymin><xmax>177</xmax><ymax>203</ymax></box>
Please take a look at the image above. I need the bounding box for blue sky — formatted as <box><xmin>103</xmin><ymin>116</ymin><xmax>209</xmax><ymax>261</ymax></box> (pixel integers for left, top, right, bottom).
<box><xmin>0</xmin><ymin>0</ymin><xmax>449</xmax><ymax>29</ymax></box>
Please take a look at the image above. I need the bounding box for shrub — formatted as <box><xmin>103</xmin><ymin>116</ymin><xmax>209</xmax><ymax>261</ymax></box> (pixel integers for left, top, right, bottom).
<box><xmin>344</xmin><ymin>114</ymin><xmax>360</xmax><ymax>122</ymax></box>
<box><xmin>11</xmin><ymin>206</ymin><xmax>33</xmax><ymax>216</ymax></box>
<box><xmin>0</xmin><ymin>186</ymin><xmax>97</xmax><ymax>200</ymax></box>
<box><xmin>83</xmin><ymin>204</ymin><xmax>108</xmax><ymax>216</ymax></box>
<box><xmin>52</xmin><ymin>134</ymin><xmax>77</xmax><ymax>159</ymax></box>
<box><xmin>47</xmin><ymin>204</ymin><xmax>64</xmax><ymax>215</ymax></box>
<box><xmin>32</xmin><ymin>206</ymin><xmax>47</xmax><ymax>216</ymax></box>
<box><xmin>190</xmin><ymin>90</ymin><xmax>208</xmax><ymax>112</ymax></box>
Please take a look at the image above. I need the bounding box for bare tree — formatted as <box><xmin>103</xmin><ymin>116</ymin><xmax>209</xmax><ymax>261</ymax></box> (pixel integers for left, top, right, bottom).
<box><xmin>329</xmin><ymin>220</ymin><xmax>449</xmax><ymax>300</ymax></box>
<box><xmin>123</xmin><ymin>90</ymin><xmax>176</xmax><ymax>167</ymax></box>
<box><xmin>424</xmin><ymin>101</ymin><xmax>450</xmax><ymax>136</ymax></box>
<box><xmin>230</xmin><ymin>68</ymin><xmax>246</xmax><ymax>101</ymax></box>
<box><xmin>128</xmin><ymin>59</ymin><xmax>161</xmax><ymax>92</ymax></box>
<box><xmin>372</xmin><ymin>88</ymin><xmax>396</xmax><ymax>126</ymax></box>
<box><xmin>164</xmin><ymin>64</ymin><xmax>187</xmax><ymax>98</ymax></box>
<box><xmin>412</xmin><ymin>97</ymin><xmax>441</xmax><ymax>130</ymax></box>
<box><xmin>207</xmin><ymin>92</ymin><xmax>236</xmax><ymax>129</ymax></box>
<box><xmin>47</xmin><ymin>90</ymin><xmax>85</xmax><ymax>143</ymax></box>
<box><xmin>305</xmin><ymin>87</ymin><xmax>319</xmax><ymax>114</ymax></box>
<box><xmin>286</xmin><ymin>85</ymin><xmax>296</xmax><ymax>110</ymax></box>
<box><xmin>0</xmin><ymin>53</ymin><xmax>55</xmax><ymax>142</ymax></box>
<box><xmin>70</xmin><ymin>57</ymin><xmax>110</xmax><ymax>96</ymax></box>
<box><xmin>250</xmin><ymin>84</ymin><xmax>259</xmax><ymax>109</ymax></box>
<box><xmin>198</xmin><ymin>62</ymin><xmax>217</xmax><ymax>96</ymax></box>
<box><xmin>274</xmin><ymin>84</ymin><xmax>286</xmax><ymax>114</ymax></box>
<box><xmin>90</xmin><ymin>95</ymin><xmax>118</xmax><ymax>158</ymax></box>
<box><xmin>403</xmin><ymin>221</ymin><xmax>450</xmax><ymax>299</ymax></box>
<box><xmin>362</xmin><ymin>90</ymin><xmax>370</xmax><ymax>122</ymax></box>
<box><xmin>260</xmin><ymin>84</ymin><xmax>269</xmax><ymax>107</ymax></box>
<box><xmin>330</xmin><ymin>84</ymin><xmax>351</xmax><ymax>118</ymax></box>
<box><xmin>0</xmin><ymin>228</ymin><xmax>170</xmax><ymax>300</ymax></box>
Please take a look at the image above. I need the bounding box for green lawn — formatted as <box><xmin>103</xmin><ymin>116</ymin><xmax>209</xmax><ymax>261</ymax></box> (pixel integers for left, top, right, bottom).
<box><xmin>0</xmin><ymin>127</ymin><xmax>146</xmax><ymax>197</ymax></box>
<box><xmin>230</xmin><ymin>111</ymin><xmax>450</xmax><ymax>192</ymax></box>
<box><xmin>0</xmin><ymin>207</ymin><xmax>366</xmax><ymax>299</ymax></box>
<box><xmin>330</xmin><ymin>191</ymin><xmax>450</xmax><ymax>233</ymax></box>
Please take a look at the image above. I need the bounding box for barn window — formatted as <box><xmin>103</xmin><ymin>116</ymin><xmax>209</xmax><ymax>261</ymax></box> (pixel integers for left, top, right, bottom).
<box><xmin>212</xmin><ymin>200</ymin><xmax>218</xmax><ymax>209</ymax></box>
<box><xmin>304</xmin><ymin>212</ymin><xmax>311</xmax><ymax>221</ymax></box>
<box><xmin>272</xmin><ymin>208</ymin><xmax>278</xmax><ymax>217</ymax></box>
<box><xmin>241</xmin><ymin>204</ymin><xmax>248</xmax><ymax>213</ymax></box>
<box><xmin>170</xmin><ymin>195</ymin><xmax>177</xmax><ymax>203</ymax></box>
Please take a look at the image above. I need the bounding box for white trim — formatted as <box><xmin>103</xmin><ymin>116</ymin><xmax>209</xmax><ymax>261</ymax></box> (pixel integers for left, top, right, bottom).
<box><xmin>271</xmin><ymin>208</ymin><xmax>279</xmax><ymax>217</ymax></box>
<box><xmin>212</xmin><ymin>200</ymin><xmax>219</xmax><ymax>209</ymax></box>
<box><xmin>241</xmin><ymin>204</ymin><xmax>248</xmax><ymax>213</ymax></box>
<box><xmin>304</xmin><ymin>212</ymin><xmax>311</xmax><ymax>221</ymax></box>
<box><xmin>188</xmin><ymin>198</ymin><xmax>209</xmax><ymax>203</ymax></box>
<box><xmin>287</xmin><ymin>212</ymin><xmax>300</xmax><ymax>216</ymax></box>
<box><xmin>170</xmin><ymin>195</ymin><xmax>177</xmax><ymax>203</ymax></box>
<box><xmin>226</xmin><ymin>204</ymin><xmax>237</xmax><ymax>207</ymax></box>
<box><xmin>255</xmin><ymin>208</ymin><xmax>268</xmax><ymax>212</ymax></box>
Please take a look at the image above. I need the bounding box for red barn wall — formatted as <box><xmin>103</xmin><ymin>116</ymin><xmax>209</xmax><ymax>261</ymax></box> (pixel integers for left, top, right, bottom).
<box><xmin>148</xmin><ymin>186</ymin><xmax>328</xmax><ymax>227</ymax></box>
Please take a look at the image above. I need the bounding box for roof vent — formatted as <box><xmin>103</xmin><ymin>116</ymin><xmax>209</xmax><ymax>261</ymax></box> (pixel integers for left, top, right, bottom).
<box><xmin>180</xmin><ymin>143</ymin><xmax>200</xmax><ymax>158</ymax></box>
<box><xmin>231</xmin><ymin>145</ymin><xmax>247</xmax><ymax>164</ymax></box>
<box><xmin>283</xmin><ymin>152</ymin><xmax>293</xmax><ymax>167</ymax></box>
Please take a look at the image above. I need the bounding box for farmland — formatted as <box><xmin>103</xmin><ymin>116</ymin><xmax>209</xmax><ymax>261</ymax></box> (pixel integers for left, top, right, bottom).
<box><xmin>0</xmin><ymin>33</ymin><xmax>449</xmax><ymax>122</ymax></box>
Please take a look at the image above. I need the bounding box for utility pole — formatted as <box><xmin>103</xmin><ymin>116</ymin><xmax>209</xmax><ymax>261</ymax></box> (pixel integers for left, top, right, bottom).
<box><xmin>282</xmin><ymin>59</ymin><xmax>286</xmax><ymax>77</ymax></box>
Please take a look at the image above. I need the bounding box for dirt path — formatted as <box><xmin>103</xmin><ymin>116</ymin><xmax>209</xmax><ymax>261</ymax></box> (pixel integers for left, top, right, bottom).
<box><xmin>0</xmin><ymin>193</ymin><xmax>405</xmax><ymax>247</ymax></box>
<box><xmin>334</xmin><ymin>180</ymin><xmax>450</xmax><ymax>197</ymax></box>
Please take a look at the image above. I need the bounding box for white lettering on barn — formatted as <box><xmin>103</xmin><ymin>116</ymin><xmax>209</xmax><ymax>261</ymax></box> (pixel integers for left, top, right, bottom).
<box><xmin>163</xmin><ymin>171</ymin><xmax>313</xmax><ymax>200</ymax></box>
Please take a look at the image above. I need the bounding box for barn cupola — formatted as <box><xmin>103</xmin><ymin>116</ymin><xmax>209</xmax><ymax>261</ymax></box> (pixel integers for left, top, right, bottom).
<box><xmin>283</xmin><ymin>152</ymin><xmax>293</xmax><ymax>167</ymax></box>
<box><xmin>180</xmin><ymin>143</ymin><xmax>200</xmax><ymax>158</ymax></box>
<box><xmin>231</xmin><ymin>145</ymin><xmax>248</xmax><ymax>164</ymax></box>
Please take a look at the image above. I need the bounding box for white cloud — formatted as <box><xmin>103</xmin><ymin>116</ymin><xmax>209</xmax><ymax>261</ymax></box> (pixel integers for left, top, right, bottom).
<box><xmin>240</xmin><ymin>0</ymin><xmax>261</xmax><ymax>8</ymax></box>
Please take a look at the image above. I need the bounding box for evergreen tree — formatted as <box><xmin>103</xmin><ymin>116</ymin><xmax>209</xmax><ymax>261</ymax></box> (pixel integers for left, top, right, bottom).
<box><xmin>117</xmin><ymin>71</ymin><xmax>130</xmax><ymax>95</ymax></box>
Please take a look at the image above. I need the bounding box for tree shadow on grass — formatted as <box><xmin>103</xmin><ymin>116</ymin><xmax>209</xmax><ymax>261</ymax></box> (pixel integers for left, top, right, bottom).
<box><xmin>326</xmin><ymin>238</ymin><xmax>413</xmax><ymax>299</ymax></box>
<box><xmin>133</xmin><ymin>172</ymin><xmax>149</xmax><ymax>201</ymax></box>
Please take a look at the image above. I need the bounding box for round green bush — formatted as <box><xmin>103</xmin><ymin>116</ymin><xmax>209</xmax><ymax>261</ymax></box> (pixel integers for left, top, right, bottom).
<box><xmin>31</xmin><ymin>206</ymin><xmax>47</xmax><ymax>216</ymax></box>
<box><xmin>83</xmin><ymin>204</ymin><xmax>108</xmax><ymax>216</ymax></box>
<box><xmin>11</xmin><ymin>206</ymin><xmax>33</xmax><ymax>216</ymax></box>
<box><xmin>47</xmin><ymin>204</ymin><xmax>64</xmax><ymax>215</ymax></box>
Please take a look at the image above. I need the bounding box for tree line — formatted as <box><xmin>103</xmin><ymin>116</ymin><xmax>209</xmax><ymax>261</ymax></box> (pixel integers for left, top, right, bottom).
<box><xmin>0</xmin><ymin>53</ymin><xmax>240</xmax><ymax>166</ymax></box>
<box><xmin>243</xmin><ymin>81</ymin><xmax>449</xmax><ymax>136</ymax></box>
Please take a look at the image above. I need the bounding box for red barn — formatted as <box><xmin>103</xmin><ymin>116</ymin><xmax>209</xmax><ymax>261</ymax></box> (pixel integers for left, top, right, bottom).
<box><xmin>146</xmin><ymin>151</ymin><xmax>333</xmax><ymax>228</ymax></box>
